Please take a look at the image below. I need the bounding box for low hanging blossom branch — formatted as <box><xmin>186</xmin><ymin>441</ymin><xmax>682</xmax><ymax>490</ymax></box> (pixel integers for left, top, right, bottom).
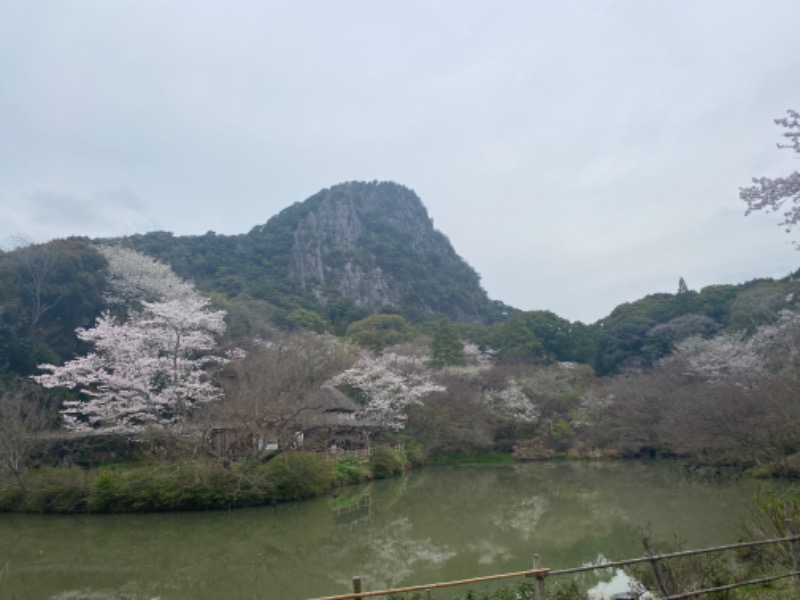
<box><xmin>740</xmin><ymin>109</ymin><xmax>800</xmax><ymax>242</ymax></box>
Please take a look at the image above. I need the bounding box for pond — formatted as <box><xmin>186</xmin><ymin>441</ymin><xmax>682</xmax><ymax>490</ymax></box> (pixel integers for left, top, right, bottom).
<box><xmin>0</xmin><ymin>460</ymin><xmax>778</xmax><ymax>599</ymax></box>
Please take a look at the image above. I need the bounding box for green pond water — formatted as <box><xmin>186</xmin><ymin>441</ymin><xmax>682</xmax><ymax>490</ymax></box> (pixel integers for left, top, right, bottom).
<box><xmin>0</xmin><ymin>461</ymin><xmax>780</xmax><ymax>600</ymax></box>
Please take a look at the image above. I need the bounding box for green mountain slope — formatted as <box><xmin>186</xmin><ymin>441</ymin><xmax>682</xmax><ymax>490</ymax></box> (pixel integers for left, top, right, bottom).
<box><xmin>2</xmin><ymin>181</ymin><xmax>798</xmax><ymax>378</ymax></box>
<box><xmin>117</xmin><ymin>181</ymin><xmax>510</xmax><ymax>327</ymax></box>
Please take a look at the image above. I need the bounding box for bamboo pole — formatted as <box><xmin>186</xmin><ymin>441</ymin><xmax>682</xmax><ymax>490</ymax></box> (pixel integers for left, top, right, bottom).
<box><xmin>310</xmin><ymin>567</ymin><xmax>551</xmax><ymax>600</ymax></box>
<box><xmin>309</xmin><ymin>532</ymin><xmax>800</xmax><ymax>600</ymax></box>
<box><xmin>642</xmin><ymin>536</ymin><xmax>669</xmax><ymax>597</ymax></box>
<box><xmin>351</xmin><ymin>577</ymin><xmax>362</xmax><ymax>594</ymax></box>
<box><xmin>549</xmin><ymin>534</ymin><xmax>800</xmax><ymax>576</ymax></box>
<box><xmin>786</xmin><ymin>519</ymin><xmax>800</xmax><ymax>588</ymax></box>
<box><xmin>533</xmin><ymin>554</ymin><xmax>547</xmax><ymax>600</ymax></box>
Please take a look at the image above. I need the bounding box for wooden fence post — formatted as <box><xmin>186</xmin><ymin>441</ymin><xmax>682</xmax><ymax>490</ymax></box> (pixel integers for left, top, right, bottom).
<box><xmin>352</xmin><ymin>576</ymin><xmax>363</xmax><ymax>595</ymax></box>
<box><xmin>786</xmin><ymin>519</ymin><xmax>800</xmax><ymax>588</ymax></box>
<box><xmin>642</xmin><ymin>536</ymin><xmax>669</xmax><ymax>597</ymax></box>
<box><xmin>533</xmin><ymin>554</ymin><xmax>547</xmax><ymax>600</ymax></box>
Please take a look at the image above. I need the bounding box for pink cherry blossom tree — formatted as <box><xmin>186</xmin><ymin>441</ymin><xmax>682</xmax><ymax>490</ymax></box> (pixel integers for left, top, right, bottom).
<box><xmin>326</xmin><ymin>352</ymin><xmax>445</xmax><ymax>431</ymax></box>
<box><xmin>32</xmin><ymin>247</ymin><xmax>230</xmax><ymax>433</ymax></box>
<box><xmin>34</xmin><ymin>297</ymin><xmax>227</xmax><ymax>432</ymax></box>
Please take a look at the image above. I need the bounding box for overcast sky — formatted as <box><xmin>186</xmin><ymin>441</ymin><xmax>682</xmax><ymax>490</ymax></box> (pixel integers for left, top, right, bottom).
<box><xmin>1</xmin><ymin>1</ymin><xmax>799</xmax><ymax>323</ymax></box>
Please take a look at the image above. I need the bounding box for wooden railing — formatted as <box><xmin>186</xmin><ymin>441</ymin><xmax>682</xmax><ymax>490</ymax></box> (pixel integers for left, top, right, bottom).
<box><xmin>309</xmin><ymin>566</ymin><xmax>550</xmax><ymax>600</ymax></box>
<box><xmin>308</xmin><ymin>520</ymin><xmax>800</xmax><ymax>600</ymax></box>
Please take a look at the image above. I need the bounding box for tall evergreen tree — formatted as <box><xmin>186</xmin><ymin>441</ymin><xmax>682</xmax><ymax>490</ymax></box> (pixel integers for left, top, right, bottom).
<box><xmin>429</xmin><ymin>318</ymin><xmax>466</xmax><ymax>368</ymax></box>
<box><xmin>677</xmin><ymin>276</ymin><xmax>689</xmax><ymax>295</ymax></box>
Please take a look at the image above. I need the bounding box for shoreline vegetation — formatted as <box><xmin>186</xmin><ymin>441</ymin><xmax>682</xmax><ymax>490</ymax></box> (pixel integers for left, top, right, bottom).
<box><xmin>4</xmin><ymin>454</ymin><xmax>800</xmax><ymax>600</ymax></box>
<box><xmin>2</xmin><ymin>444</ymin><xmax>798</xmax><ymax>515</ymax></box>
<box><xmin>4</xmin><ymin>224</ymin><xmax>800</xmax><ymax>523</ymax></box>
<box><xmin>0</xmin><ymin>445</ymin><xmax>413</xmax><ymax>514</ymax></box>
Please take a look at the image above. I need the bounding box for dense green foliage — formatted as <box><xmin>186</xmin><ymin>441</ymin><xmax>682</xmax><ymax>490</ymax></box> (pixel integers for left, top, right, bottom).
<box><xmin>369</xmin><ymin>445</ymin><xmax>406</xmax><ymax>479</ymax></box>
<box><xmin>590</xmin><ymin>277</ymin><xmax>800</xmax><ymax>374</ymax></box>
<box><xmin>0</xmin><ymin>445</ymin><xmax>427</xmax><ymax>513</ymax></box>
<box><xmin>489</xmin><ymin>310</ymin><xmax>576</xmax><ymax>363</ymax></box>
<box><xmin>346</xmin><ymin>313</ymin><xmax>414</xmax><ymax>351</ymax></box>
<box><xmin>332</xmin><ymin>455</ymin><xmax>371</xmax><ymax>484</ymax></box>
<box><xmin>0</xmin><ymin>239</ymin><xmax>107</xmax><ymax>376</ymax></box>
<box><xmin>738</xmin><ymin>486</ymin><xmax>800</xmax><ymax>585</ymax></box>
<box><xmin>2</xmin><ymin>184</ymin><xmax>798</xmax><ymax>383</ymax></box>
<box><xmin>0</xmin><ymin>452</ymin><xmax>376</xmax><ymax>513</ymax></box>
<box><xmin>110</xmin><ymin>182</ymin><xmax>511</xmax><ymax>331</ymax></box>
<box><xmin>429</xmin><ymin>318</ymin><xmax>466</xmax><ymax>367</ymax></box>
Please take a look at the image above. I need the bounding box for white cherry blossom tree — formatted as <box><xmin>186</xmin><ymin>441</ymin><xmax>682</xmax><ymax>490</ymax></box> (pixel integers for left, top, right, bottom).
<box><xmin>481</xmin><ymin>379</ymin><xmax>539</xmax><ymax>424</ymax></box>
<box><xmin>95</xmin><ymin>244</ymin><xmax>195</xmax><ymax>307</ymax></box>
<box><xmin>672</xmin><ymin>332</ymin><xmax>763</xmax><ymax>385</ymax></box>
<box><xmin>327</xmin><ymin>352</ymin><xmax>445</xmax><ymax>430</ymax></box>
<box><xmin>34</xmin><ymin>297</ymin><xmax>227</xmax><ymax>432</ymax></box>
<box><xmin>32</xmin><ymin>247</ymin><xmax>231</xmax><ymax>433</ymax></box>
<box><xmin>670</xmin><ymin>309</ymin><xmax>800</xmax><ymax>386</ymax></box>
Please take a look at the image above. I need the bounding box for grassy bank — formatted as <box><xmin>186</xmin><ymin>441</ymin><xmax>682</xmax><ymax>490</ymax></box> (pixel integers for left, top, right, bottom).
<box><xmin>0</xmin><ymin>446</ymin><xmax>414</xmax><ymax>514</ymax></box>
<box><xmin>4</xmin><ymin>446</ymin><xmax>784</xmax><ymax>514</ymax></box>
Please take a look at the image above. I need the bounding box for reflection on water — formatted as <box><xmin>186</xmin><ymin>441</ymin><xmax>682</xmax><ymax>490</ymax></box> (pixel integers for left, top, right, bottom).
<box><xmin>0</xmin><ymin>461</ymin><xmax>779</xmax><ymax>599</ymax></box>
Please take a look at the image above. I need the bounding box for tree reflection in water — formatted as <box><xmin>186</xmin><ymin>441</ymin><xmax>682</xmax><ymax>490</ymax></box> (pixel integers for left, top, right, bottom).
<box><xmin>0</xmin><ymin>461</ymin><xmax>774</xmax><ymax>599</ymax></box>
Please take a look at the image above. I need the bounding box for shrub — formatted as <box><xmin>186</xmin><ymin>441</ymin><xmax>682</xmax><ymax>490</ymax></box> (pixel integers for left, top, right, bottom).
<box><xmin>0</xmin><ymin>484</ymin><xmax>24</xmax><ymax>511</ymax></box>
<box><xmin>627</xmin><ymin>534</ymin><xmax>736</xmax><ymax>599</ymax></box>
<box><xmin>739</xmin><ymin>486</ymin><xmax>800</xmax><ymax>572</ymax></box>
<box><xmin>89</xmin><ymin>469</ymin><xmax>118</xmax><ymax>512</ymax></box>
<box><xmin>333</xmin><ymin>455</ymin><xmax>369</xmax><ymax>484</ymax></box>
<box><xmin>229</xmin><ymin>461</ymin><xmax>272</xmax><ymax>505</ymax></box>
<box><xmin>1</xmin><ymin>451</ymin><xmax>359</xmax><ymax>513</ymax></box>
<box><xmin>404</xmin><ymin>440</ymin><xmax>426</xmax><ymax>468</ymax></box>
<box><xmin>90</xmin><ymin>461</ymin><xmax>238</xmax><ymax>512</ymax></box>
<box><xmin>369</xmin><ymin>445</ymin><xmax>404</xmax><ymax>479</ymax></box>
<box><xmin>265</xmin><ymin>452</ymin><xmax>332</xmax><ymax>501</ymax></box>
<box><xmin>20</xmin><ymin>466</ymin><xmax>91</xmax><ymax>513</ymax></box>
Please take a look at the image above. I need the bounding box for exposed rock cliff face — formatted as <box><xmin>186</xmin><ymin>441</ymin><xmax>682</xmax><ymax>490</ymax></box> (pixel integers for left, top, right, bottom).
<box><xmin>287</xmin><ymin>181</ymin><xmax>494</xmax><ymax>323</ymax></box>
<box><xmin>117</xmin><ymin>180</ymin><xmax>506</xmax><ymax>325</ymax></box>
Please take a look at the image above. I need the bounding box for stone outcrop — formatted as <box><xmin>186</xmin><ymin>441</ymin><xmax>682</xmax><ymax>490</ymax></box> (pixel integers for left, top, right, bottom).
<box><xmin>286</xmin><ymin>181</ymin><xmax>493</xmax><ymax>323</ymax></box>
<box><xmin>118</xmin><ymin>180</ymin><xmax>507</xmax><ymax>325</ymax></box>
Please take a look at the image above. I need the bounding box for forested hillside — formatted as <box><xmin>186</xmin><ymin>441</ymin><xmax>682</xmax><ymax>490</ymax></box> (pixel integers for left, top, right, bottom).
<box><xmin>3</xmin><ymin>180</ymin><xmax>800</xmax><ymax>501</ymax></box>
<box><xmin>2</xmin><ymin>181</ymin><xmax>799</xmax><ymax>380</ymax></box>
<box><xmin>111</xmin><ymin>181</ymin><xmax>513</xmax><ymax>333</ymax></box>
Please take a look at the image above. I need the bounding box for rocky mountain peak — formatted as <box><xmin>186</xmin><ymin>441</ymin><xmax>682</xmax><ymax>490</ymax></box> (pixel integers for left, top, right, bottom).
<box><xmin>287</xmin><ymin>181</ymin><xmax>494</xmax><ymax>323</ymax></box>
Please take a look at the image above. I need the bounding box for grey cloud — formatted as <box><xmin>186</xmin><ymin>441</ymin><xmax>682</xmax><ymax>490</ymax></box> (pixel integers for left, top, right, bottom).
<box><xmin>0</xmin><ymin>1</ymin><xmax>799</xmax><ymax>321</ymax></box>
<box><xmin>0</xmin><ymin>189</ymin><xmax>160</xmax><ymax>244</ymax></box>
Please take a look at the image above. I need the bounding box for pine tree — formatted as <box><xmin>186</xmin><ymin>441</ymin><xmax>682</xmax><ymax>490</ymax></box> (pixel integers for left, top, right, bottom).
<box><xmin>429</xmin><ymin>318</ymin><xmax>466</xmax><ymax>368</ymax></box>
<box><xmin>677</xmin><ymin>276</ymin><xmax>689</xmax><ymax>295</ymax></box>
